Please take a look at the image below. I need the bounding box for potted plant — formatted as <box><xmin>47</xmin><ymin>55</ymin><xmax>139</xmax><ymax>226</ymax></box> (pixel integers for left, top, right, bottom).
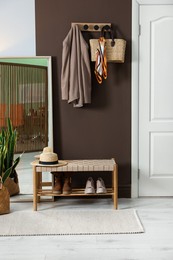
<box><xmin>0</xmin><ymin>148</ymin><xmax>20</xmax><ymax>215</ymax></box>
<box><xmin>0</xmin><ymin>123</ymin><xmax>20</xmax><ymax>214</ymax></box>
<box><xmin>0</xmin><ymin>118</ymin><xmax>21</xmax><ymax>197</ymax></box>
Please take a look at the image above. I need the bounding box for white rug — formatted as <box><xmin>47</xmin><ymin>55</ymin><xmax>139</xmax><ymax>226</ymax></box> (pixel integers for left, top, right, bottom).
<box><xmin>0</xmin><ymin>209</ymin><xmax>144</xmax><ymax>236</ymax></box>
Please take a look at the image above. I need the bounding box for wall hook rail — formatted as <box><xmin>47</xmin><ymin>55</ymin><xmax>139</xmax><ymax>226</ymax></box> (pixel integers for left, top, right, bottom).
<box><xmin>71</xmin><ymin>22</ymin><xmax>111</xmax><ymax>32</ymax></box>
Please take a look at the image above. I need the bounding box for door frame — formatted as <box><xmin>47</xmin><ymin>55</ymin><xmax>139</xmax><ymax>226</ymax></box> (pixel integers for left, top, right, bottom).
<box><xmin>131</xmin><ymin>0</ymin><xmax>173</xmax><ymax>197</ymax></box>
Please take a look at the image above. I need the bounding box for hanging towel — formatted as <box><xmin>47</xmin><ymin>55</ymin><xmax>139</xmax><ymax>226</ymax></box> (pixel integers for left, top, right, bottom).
<box><xmin>61</xmin><ymin>24</ymin><xmax>91</xmax><ymax>107</ymax></box>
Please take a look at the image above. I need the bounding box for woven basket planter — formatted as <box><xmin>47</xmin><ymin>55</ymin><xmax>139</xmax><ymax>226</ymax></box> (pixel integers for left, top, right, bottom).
<box><xmin>4</xmin><ymin>174</ymin><xmax>20</xmax><ymax>196</ymax></box>
<box><xmin>0</xmin><ymin>183</ymin><xmax>10</xmax><ymax>215</ymax></box>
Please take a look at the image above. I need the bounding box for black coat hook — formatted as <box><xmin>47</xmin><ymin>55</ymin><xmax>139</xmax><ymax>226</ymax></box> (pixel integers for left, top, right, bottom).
<box><xmin>103</xmin><ymin>25</ymin><xmax>111</xmax><ymax>31</ymax></box>
<box><xmin>94</xmin><ymin>25</ymin><xmax>99</xmax><ymax>31</ymax></box>
<box><xmin>83</xmin><ymin>24</ymin><xmax>89</xmax><ymax>30</ymax></box>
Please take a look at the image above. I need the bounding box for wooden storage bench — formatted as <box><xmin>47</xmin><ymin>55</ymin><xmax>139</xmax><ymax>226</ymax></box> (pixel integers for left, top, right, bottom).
<box><xmin>31</xmin><ymin>159</ymin><xmax>118</xmax><ymax>211</ymax></box>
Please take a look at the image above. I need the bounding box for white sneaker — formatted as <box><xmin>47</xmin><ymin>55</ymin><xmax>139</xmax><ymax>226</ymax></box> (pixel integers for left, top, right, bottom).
<box><xmin>96</xmin><ymin>177</ymin><xmax>107</xmax><ymax>194</ymax></box>
<box><xmin>84</xmin><ymin>177</ymin><xmax>95</xmax><ymax>194</ymax></box>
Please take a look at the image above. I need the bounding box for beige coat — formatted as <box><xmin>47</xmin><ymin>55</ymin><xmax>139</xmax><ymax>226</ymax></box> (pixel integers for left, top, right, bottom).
<box><xmin>61</xmin><ymin>24</ymin><xmax>91</xmax><ymax>107</ymax></box>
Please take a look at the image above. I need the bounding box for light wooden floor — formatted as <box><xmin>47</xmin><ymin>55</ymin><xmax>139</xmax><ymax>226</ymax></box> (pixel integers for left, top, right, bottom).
<box><xmin>3</xmin><ymin>154</ymin><xmax>173</xmax><ymax>259</ymax></box>
<box><xmin>1</xmin><ymin>197</ymin><xmax>173</xmax><ymax>260</ymax></box>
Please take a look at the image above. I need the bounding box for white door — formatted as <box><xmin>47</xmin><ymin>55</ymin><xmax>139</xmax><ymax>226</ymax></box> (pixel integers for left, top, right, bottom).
<box><xmin>139</xmin><ymin>4</ymin><xmax>173</xmax><ymax>196</ymax></box>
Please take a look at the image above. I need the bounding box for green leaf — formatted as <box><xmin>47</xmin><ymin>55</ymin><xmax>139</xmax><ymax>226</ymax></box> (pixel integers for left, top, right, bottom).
<box><xmin>2</xmin><ymin>156</ymin><xmax>21</xmax><ymax>184</ymax></box>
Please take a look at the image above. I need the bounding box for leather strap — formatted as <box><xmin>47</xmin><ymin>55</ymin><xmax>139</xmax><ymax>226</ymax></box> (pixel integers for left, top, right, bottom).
<box><xmin>101</xmin><ymin>26</ymin><xmax>115</xmax><ymax>47</ymax></box>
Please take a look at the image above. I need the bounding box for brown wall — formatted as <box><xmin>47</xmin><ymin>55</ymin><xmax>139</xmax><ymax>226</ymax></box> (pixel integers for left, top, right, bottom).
<box><xmin>35</xmin><ymin>0</ymin><xmax>132</xmax><ymax>197</ymax></box>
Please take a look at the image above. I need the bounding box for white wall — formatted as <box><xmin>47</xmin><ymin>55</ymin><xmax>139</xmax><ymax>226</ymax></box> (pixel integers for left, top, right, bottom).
<box><xmin>0</xmin><ymin>0</ymin><xmax>36</xmax><ymax>56</ymax></box>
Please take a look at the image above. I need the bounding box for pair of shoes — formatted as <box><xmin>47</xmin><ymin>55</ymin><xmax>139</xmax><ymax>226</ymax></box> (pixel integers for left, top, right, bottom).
<box><xmin>53</xmin><ymin>176</ymin><xmax>72</xmax><ymax>194</ymax></box>
<box><xmin>84</xmin><ymin>177</ymin><xmax>107</xmax><ymax>194</ymax></box>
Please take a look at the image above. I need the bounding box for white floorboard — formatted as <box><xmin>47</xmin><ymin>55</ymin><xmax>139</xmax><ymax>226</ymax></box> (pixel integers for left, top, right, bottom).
<box><xmin>1</xmin><ymin>198</ymin><xmax>173</xmax><ymax>260</ymax></box>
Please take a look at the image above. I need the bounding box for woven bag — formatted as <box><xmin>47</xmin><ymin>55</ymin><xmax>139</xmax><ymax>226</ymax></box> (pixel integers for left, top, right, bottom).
<box><xmin>0</xmin><ymin>182</ymin><xmax>10</xmax><ymax>215</ymax></box>
<box><xmin>89</xmin><ymin>27</ymin><xmax>126</xmax><ymax>63</ymax></box>
<box><xmin>4</xmin><ymin>173</ymin><xmax>20</xmax><ymax>196</ymax></box>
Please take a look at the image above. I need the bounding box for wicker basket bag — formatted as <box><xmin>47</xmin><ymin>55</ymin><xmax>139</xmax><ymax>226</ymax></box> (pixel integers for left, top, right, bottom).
<box><xmin>0</xmin><ymin>178</ymin><xmax>10</xmax><ymax>215</ymax></box>
<box><xmin>89</xmin><ymin>26</ymin><xmax>126</xmax><ymax>63</ymax></box>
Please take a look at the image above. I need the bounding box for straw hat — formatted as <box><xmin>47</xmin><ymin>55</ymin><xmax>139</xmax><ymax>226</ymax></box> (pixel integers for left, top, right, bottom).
<box><xmin>39</xmin><ymin>147</ymin><xmax>58</xmax><ymax>165</ymax></box>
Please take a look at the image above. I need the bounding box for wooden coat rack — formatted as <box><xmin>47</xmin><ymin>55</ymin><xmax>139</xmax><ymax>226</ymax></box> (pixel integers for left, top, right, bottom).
<box><xmin>71</xmin><ymin>22</ymin><xmax>112</xmax><ymax>32</ymax></box>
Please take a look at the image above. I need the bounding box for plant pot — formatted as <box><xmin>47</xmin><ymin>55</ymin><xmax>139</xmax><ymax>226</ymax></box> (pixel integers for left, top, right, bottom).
<box><xmin>0</xmin><ymin>183</ymin><xmax>10</xmax><ymax>215</ymax></box>
<box><xmin>4</xmin><ymin>173</ymin><xmax>20</xmax><ymax>196</ymax></box>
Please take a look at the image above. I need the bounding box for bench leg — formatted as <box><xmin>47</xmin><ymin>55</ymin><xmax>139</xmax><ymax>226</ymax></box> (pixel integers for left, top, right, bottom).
<box><xmin>37</xmin><ymin>172</ymin><xmax>42</xmax><ymax>203</ymax></box>
<box><xmin>33</xmin><ymin>166</ymin><xmax>37</xmax><ymax>211</ymax></box>
<box><xmin>112</xmin><ymin>164</ymin><xmax>118</xmax><ymax>209</ymax></box>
